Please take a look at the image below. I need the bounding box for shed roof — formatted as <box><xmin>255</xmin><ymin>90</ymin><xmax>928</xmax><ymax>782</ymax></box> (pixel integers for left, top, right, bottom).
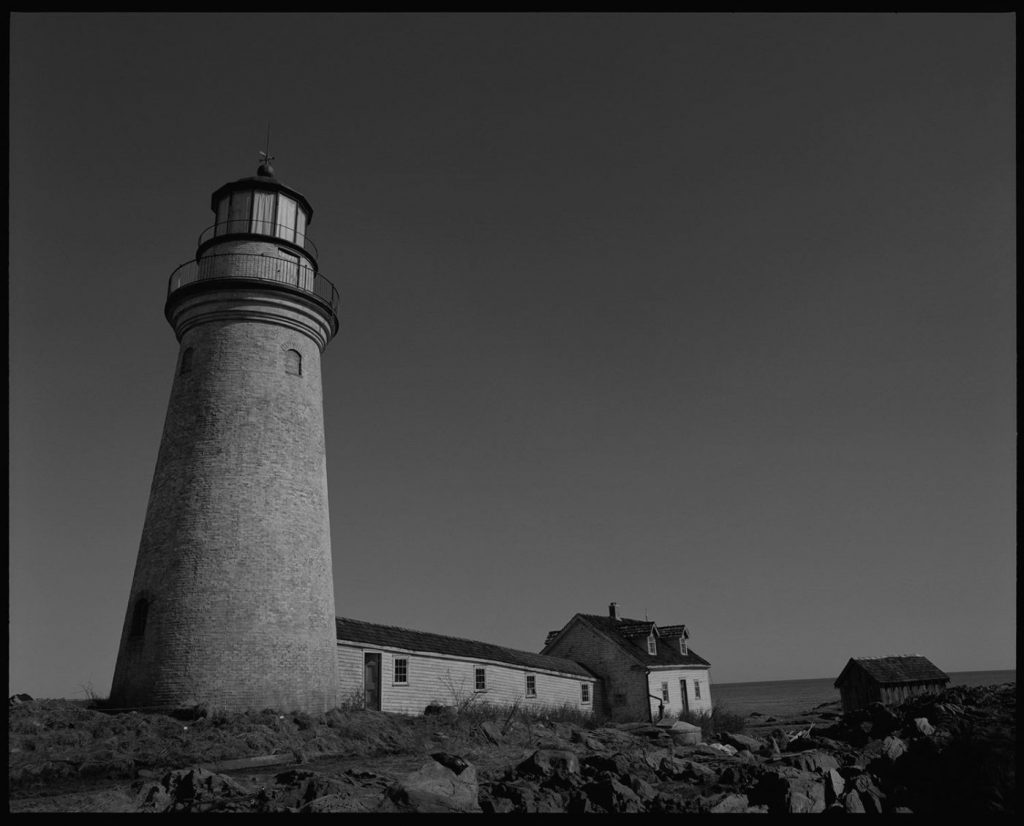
<box><xmin>335</xmin><ymin>617</ymin><xmax>595</xmax><ymax>679</ymax></box>
<box><xmin>547</xmin><ymin>614</ymin><xmax>710</xmax><ymax>669</ymax></box>
<box><xmin>834</xmin><ymin>655</ymin><xmax>950</xmax><ymax>688</ymax></box>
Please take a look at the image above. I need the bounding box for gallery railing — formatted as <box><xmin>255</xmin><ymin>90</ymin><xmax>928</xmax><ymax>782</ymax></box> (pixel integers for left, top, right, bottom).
<box><xmin>167</xmin><ymin>252</ymin><xmax>340</xmax><ymax>319</ymax></box>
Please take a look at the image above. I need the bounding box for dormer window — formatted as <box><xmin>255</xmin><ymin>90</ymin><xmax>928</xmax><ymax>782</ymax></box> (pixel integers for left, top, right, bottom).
<box><xmin>680</xmin><ymin>637</ymin><xmax>688</xmax><ymax>656</ymax></box>
<box><xmin>647</xmin><ymin>634</ymin><xmax>657</xmax><ymax>655</ymax></box>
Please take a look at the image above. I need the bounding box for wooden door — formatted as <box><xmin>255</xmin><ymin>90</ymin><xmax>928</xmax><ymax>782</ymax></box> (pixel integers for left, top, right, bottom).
<box><xmin>679</xmin><ymin>680</ymin><xmax>690</xmax><ymax>714</ymax></box>
<box><xmin>364</xmin><ymin>653</ymin><xmax>382</xmax><ymax>710</ymax></box>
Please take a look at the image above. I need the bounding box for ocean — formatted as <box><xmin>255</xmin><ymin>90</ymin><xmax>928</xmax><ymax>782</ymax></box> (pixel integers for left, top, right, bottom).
<box><xmin>710</xmin><ymin>669</ymin><xmax>1015</xmax><ymax>718</ymax></box>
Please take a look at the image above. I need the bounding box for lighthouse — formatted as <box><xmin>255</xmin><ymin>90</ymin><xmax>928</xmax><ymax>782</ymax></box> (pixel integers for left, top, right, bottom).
<box><xmin>109</xmin><ymin>157</ymin><xmax>341</xmax><ymax>713</ymax></box>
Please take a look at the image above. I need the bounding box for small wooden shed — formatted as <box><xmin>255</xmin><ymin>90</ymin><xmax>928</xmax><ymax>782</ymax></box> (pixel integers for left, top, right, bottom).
<box><xmin>834</xmin><ymin>655</ymin><xmax>950</xmax><ymax>714</ymax></box>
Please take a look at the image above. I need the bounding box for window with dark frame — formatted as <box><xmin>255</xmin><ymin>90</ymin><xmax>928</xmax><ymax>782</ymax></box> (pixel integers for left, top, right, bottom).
<box><xmin>393</xmin><ymin>658</ymin><xmax>408</xmax><ymax>685</ymax></box>
<box><xmin>475</xmin><ymin>667</ymin><xmax>486</xmax><ymax>691</ymax></box>
<box><xmin>647</xmin><ymin>634</ymin><xmax>657</xmax><ymax>655</ymax></box>
<box><xmin>525</xmin><ymin>674</ymin><xmax>536</xmax><ymax>697</ymax></box>
<box><xmin>661</xmin><ymin>682</ymin><xmax>670</xmax><ymax>702</ymax></box>
<box><xmin>695</xmin><ymin>681</ymin><xmax>702</xmax><ymax>699</ymax></box>
<box><xmin>581</xmin><ymin>683</ymin><xmax>591</xmax><ymax>704</ymax></box>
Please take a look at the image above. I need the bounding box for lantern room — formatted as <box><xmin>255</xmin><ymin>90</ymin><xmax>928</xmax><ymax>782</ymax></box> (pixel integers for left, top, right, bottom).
<box><xmin>198</xmin><ymin>160</ymin><xmax>318</xmax><ymax>266</ymax></box>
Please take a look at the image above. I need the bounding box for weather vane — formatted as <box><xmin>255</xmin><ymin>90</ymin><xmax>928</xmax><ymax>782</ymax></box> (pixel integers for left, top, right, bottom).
<box><xmin>258</xmin><ymin>123</ymin><xmax>275</xmax><ymax>173</ymax></box>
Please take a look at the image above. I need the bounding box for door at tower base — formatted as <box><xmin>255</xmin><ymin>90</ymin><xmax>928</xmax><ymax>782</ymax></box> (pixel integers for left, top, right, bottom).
<box><xmin>335</xmin><ymin>618</ymin><xmax>597</xmax><ymax>715</ymax></box>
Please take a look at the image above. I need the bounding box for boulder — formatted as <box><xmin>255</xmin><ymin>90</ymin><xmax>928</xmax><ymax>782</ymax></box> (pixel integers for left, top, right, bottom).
<box><xmin>479</xmin><ymin>720</ymin><xmax>503</xmax><ymax>745</ymax></box>
<box><xmin>910</xmin><ymin>717</ymin><xmax>934</xmax><ymax>737</ymax></box>
<box><xmin>705</xmin><ymin>742</ymin><xmax>738</xmax><ymax>757</ymax></box>
<box><xmin>135</xmin><ymin>766</ymin><xmax>253</xmax><ymax>813</ymax></box>
<box><xmin>515</xmin><ymin>748</ymin><xmax>581</xmax><ymax>783</ymax></box>
<box><xmin>779</xmin><ymin>748</ymin><xmax>840</xmax><ymax>774</ymax></box>
<box><xmin>823</xmin><ymin>768</ymin><xmax>845</xmax><ymax>804</ymax></box>
<box><xmin>722</xmin><ymin>731</ymin><xmax>761</xmax><ymax>752</ymax></box>
<box><xmin>658</xmin><ymin>756</ymin><xmax>717</xmax><ymax>783</ymax></box>
<box><xmin>750</xmin><ymin>767</ymin><xmax>826</xmax><ymax>815</ymax></box>
<box><xmin>881</xmin><ymin>735</ymin><xmax>908</xmax><ymax>762</ymax></box>
<box><xmin>301</xmin><ymin>794</ymin><xmax>374</xmax><ymax>813</ymax></box>
<box><xmin>706</xmin><ymin>792</ymin><xmax>752</xmax><ymax>813</ymax></box>
<box><xmin>843</xmin><ymin>790</ymin><xmax>866</xmax><ymax>813</ymax></box>
<box><xmin>582</xmin><ymin>777</ymin><xmax>645</xmax><ymax>813</ymax></box>
<box><xmin>385</xmin><ymin>759</ymin><xmax>481</xmax><ymax>813</ymax></box>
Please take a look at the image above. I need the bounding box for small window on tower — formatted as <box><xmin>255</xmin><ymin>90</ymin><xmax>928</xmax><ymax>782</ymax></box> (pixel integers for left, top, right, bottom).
<box><xmin>180</xmin><ymin>348</ymin><xmax>193</xmax><ymax>375</ymax></box>
<box><xmin>130</xmin><ymin>598</ymin><xmax>149</xmax><ymax>638</ymax></box>
<box><xmin>285</xmin><ymin>349</ymin><xmax>302</xmax><ymax>376</ymax></box>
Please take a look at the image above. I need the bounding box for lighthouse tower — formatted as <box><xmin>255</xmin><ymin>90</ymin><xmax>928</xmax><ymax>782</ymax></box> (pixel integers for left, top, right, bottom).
<box><xmin>110</xmin><ymin>158</ymin><xmax>341</xmax><ymax>713</ymax></box>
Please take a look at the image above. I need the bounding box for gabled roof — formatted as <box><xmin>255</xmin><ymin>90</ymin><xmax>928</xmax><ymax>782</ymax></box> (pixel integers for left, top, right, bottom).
<box><xmin>547</xmin><ymin>614</ymin><xmax>710</xmax><ymax>668</ymax></box>
<box><xmin>336</xmin><ymin>617</ymin><xmax>595</xmax><ymax>679</ymax></box>
<box><xmin>834</xmin><ymin>655</ymin><xmax>949</xmax><ymax>688</ymax></box>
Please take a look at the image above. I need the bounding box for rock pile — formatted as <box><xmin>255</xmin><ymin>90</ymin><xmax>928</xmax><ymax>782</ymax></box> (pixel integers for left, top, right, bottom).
<box><xmin>9</xmin><ymin>683</ymin><xmax>1014</xmax><ymax>814</ymax></box>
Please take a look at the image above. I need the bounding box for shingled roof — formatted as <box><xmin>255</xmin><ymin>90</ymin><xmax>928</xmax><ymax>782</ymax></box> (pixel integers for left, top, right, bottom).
<box><xmin>554</xmin><ymin>614</ymin><xmax>710</xmax><ymax>668</ymax></box>
<box><xmin>336</xmin><ymin>617</ymin><xmax>595</xmax><ymax>679</ymax></box>
<box><xmin>834</xmin><ymin>655</ymin><xmax>949</xmax><ymax>688</ymax></box>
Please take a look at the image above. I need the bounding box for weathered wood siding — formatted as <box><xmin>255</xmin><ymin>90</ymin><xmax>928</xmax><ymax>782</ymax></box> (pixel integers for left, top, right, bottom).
<box><xmin>336</xmin><ymin>642</ymin><xmax>594</xmax><ymax>715</ymax></box>
<box><xmin>647</xmin><ymin>668</ymin><xmax>713</xmax><ymax>720</ymax></box>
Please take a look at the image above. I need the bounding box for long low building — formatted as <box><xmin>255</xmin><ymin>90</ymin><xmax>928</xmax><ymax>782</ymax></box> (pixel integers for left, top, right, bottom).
<box><xmin>336</xmin><ymin>617</ymin><xmax>598</xmax><ymax>715</ymax></box>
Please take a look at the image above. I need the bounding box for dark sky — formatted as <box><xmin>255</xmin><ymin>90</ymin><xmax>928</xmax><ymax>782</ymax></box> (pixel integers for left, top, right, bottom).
<box><xmin>9</xmin><ymin>13</ymin><xmax>1015</xmax><ymax>698</ymax></box>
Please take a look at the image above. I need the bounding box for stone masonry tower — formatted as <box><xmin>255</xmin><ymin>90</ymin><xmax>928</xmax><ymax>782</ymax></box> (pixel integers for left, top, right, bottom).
<box><xmin>109</xmin><ymin>158</ymin><xmax>341</xmax><ymax>713</ymax></box>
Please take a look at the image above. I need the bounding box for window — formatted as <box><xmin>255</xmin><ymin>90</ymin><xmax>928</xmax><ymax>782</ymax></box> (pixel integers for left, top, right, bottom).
<box><xmin>227</xmin><ymin>190</ymin><xmax>252</xmax><ymax>235</ymax></box>
<box><xmin>525</xmin><ymin>674</ymin><xmax>536</xmax><ymax>698</ymax></box>
<box><xmin>285</xmin><ymin>349</ymin><xmax>302</xmax><ymax>376</ymax></box>
<box><xmin>680</xmin><ymin>637</ymin><xmax>688</xmax><ymax>655</ymax></box>
<box><xmin>129</xmin><ymin>598</ymin><xmax>149</xmax><ymax>638</ymax></box>
<box><xmin>581</xmin><ymin>683</ymin><xmax>591</xmax><ymax>704</ymax></box>
<box><xmin>179</xmin><ymin>347</ymin><xmax>193</xmax><ymax>375</ymax></box>
<box><xmin>694</xmin><ymin>681</ymin><xmax>702</xmax><ymax>699</ymax></box>
<box><xmin>252</xmin><ymin>191</ymin><xmax>276</xmax><ymax>235</ymax></box>
<box><xmin>647</xmin><ymin>634</ymin><xmax>657</xmax><ymax>655</ymax></box>
<box><xmin>475</xmin><ymin>667</ymin><xmax>486</xmax><ymax>692</ymax></box>
<box><xmin>276</xmin><ymin>195</ymin><xmax>298</xmax><ymax>242</ymax></box>
<box><xmin>393</xmin><ymin>658</ymin><xmax>408</xmax><ymax>685</ymax></box>
<box><xmin>661</xmin><ymin>682</ymin><xmax>670</xmax><ymax>702</ymax></box>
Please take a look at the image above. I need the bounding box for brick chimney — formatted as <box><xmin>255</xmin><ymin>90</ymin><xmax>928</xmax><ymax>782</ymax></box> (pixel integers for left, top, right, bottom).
<box><xmin>609</xmin><ymin>602</ymin><xmax>619</xmax><ymax>620</ymax></box>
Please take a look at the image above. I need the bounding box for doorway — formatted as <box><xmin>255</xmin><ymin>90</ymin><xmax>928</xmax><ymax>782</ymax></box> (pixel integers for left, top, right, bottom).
<box><xmin>364</xmin><ymin>653</ymin><xmax>382</xmax><ymax>711</ymax></box>
<box><xmin>679</xmin><ymin>679</ymin><xmax>690</xmax><ymax>714</ymax></box>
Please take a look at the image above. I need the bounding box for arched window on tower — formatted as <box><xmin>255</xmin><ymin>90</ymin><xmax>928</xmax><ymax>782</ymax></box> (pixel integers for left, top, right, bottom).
<box><xmin>180</xmin><ymin>347</ymin><xmax>193</xmax><ymax>375</ymax></box>
<box><xmin>130</xmin><ymin>598</ymin><xmax>149</xmax><ymax>638</ymax></box>
<box><xmin>285</xmin><ymin>349</ymin><xmax>302</xmax><ymax>376</ymax></box>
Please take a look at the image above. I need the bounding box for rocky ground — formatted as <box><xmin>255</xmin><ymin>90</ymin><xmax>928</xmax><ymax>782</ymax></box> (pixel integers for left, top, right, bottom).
<box><xmin>8</xmin><ymin>682</ymin><xmax>1015</xmax><ymax>814</ymax></box>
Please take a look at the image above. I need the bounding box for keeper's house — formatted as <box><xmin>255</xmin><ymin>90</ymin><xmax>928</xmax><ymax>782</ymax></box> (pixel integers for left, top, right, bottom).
<box><xmin>834</xmin><ymin>655</ymin><xmax>950</xmax><ymax>714</ymax></box>
<box><xmin>336</xmin><ymin>618</ymin><xmax>597</xmax><ymax>715</ymax></box>
<box><xmin>541</xmin><ymin>603</ymin><xmax>712</xmax><ymax>722</ymax></box>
